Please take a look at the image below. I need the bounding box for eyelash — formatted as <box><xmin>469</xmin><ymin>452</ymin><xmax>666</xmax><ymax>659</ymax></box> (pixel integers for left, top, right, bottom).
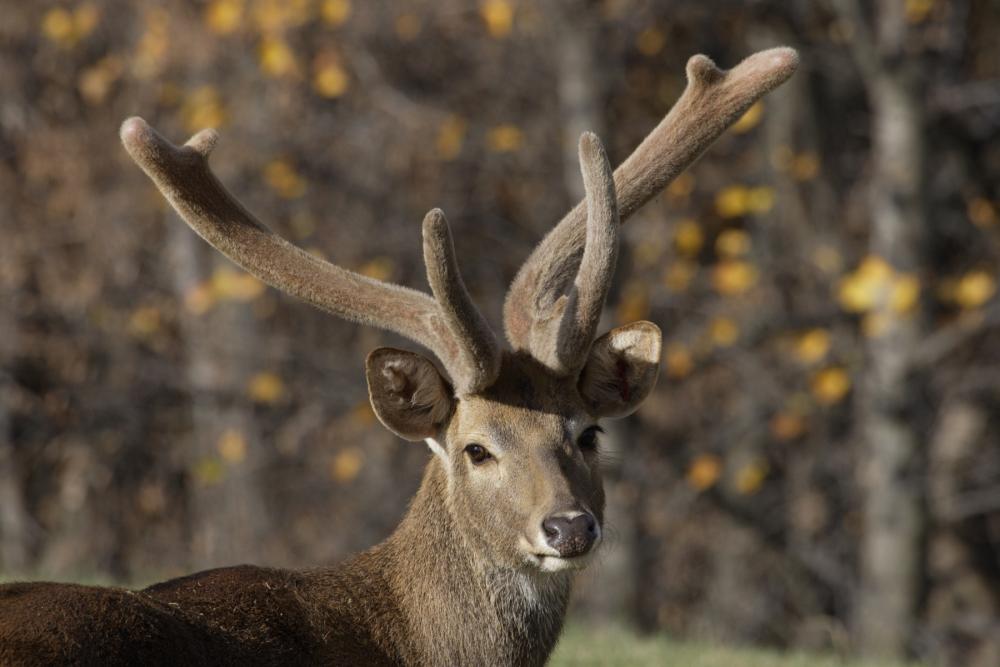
<box><xmin>577</xmin><ymin>425</ymin><xmax>603</xmax><ymax>452</ymax></box>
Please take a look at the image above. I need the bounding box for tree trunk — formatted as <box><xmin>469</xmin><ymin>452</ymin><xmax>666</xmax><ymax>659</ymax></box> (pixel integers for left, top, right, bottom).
<box><xmin>168</xmin><ymin>215</ymin><xmax>268</xmax><ymax>569</ymax></box>
<box><xmin>854</xmin><ymin>2</ymin><xmax>928</xmax><ymax>655</ymax></box>
<box><xmin>0</xmin><ymin>290</ymin><xmax>30</xmax><ymax>573</ymax></box>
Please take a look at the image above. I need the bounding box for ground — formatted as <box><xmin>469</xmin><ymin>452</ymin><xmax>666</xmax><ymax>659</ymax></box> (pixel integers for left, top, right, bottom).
<box><xmin>550</xmin><ymin>624</ymin><xmax>924</xmax><ymax>667</ymax></box>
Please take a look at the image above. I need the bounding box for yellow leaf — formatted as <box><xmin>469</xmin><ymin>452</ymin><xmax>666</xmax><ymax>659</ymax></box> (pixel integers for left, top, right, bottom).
<box><xmin>715</xmin><ymin>229</ymin><xmax>750</xmax><ymax>258</ymax></box>
<box><xmin>264</xmin><ymin>159</ymin><xmax>307</xmax><ymax>198</ymax></box>
<box><xmin>185</xmin><ymin>282</ymin><xmax>215</xmax><ymax>315</ymax></box>
<box><xmin>662</xmin><ymin>260</ymin><xmax>697</xmax><ymax>293</ymax></box>
<box><xmin>487</xmin><ymin>124</ymin><xmax>524</xmax><ymax>152</ymax></box>
<box><xmin>836</xmin><ymin>255</ymin><xmax>893</xmax><ymax>313</ymax></box>
<box><xmin>968</xmin><ymin>198</ymin><xmax>998</xmax><ymax>228</ymax></box>
<box><xmin>321</xmin><ymin>0</ymin><xmax>352</xmax><ymax>26</ymax></box>
<box><xmin>212</xmin><ymin>267</ymin><xmax>265</xmax><ymax>301</ymax></box>
<box><xmin>664</xmin><ymin>343</ymin><xmax>693</xmax><ymax>379</ymax></box>
<box><xmin>673</xmin><ymin>220</ymin><xmax>703</xmax><ymax>257</ymax></box>
<box><xmin>331</xmin><ymin>447</ymin><xmax>364</xmax><ymax>482</ymax></box>
<box><xmin>73</xmin><ymin>4</ymin><xmax>100</xmax><ymax>39</ymax></box>
<box><xmin>862</xmin><ymin>312</ymin><xmax>892</xmax><ymax>338</ymax></box>
<box><xmin>252</xmin><ymin>0</ymin><xmax>311</xmax><ymax>32</ymax></box>
<box><xmin>890</xmin><ymin>273</ymin><xmax>920</xmax><ymax>313</ymax></box>
<box><xmin>905</xmin><ymin>0</ymin><xmax>934</xmax><ymax>23</ymax></box>
<box><xmin>794</xmin><ymin>329</ymin><xmax>830</xmax><ymax>364</ymax></box>
<box><xmin>747</xmin><ymin>186</ymin><xmax>775</xmax><ymax>214</ymax></box>
<box><xmin>770</xmin><ymin>145</ymin><xmax>794</xmax><ymax>171</ymax></box>
<box><xmin>436</xmin><ymin>115</ymin><xmax>467</xmax><ymax>161</ymax></box>
<box><xmin>712</xmin><ymin>260</ymin><xmax>758</xmax><ymax>296</ymax></box>
<box><xmin>41</xmin><ymin>9</ymin><xmax>75</xmax><ymax>46</ymax></box>
<box><xmin>617</xmin><ymin>281</ymin><xmax>649</xmax><ymax>323</ymax></box>
<box><xmin>636</xmin><ymin>27</ymin><xmax>664</xmax><ymax>56</ymax></box>
<box><xmin>79</xmin><ymin>56</ymin><xmax>123</xmax><ymax>106</ymax></box>
<box><xmin>359</xmin><ymin>257</ymin><xmax>394</xmax><ymax>281</ymax></box>
<box><xmin>731</xmin><ymin>102</ymin><xmax>763</xmax><ymax>134</ymax></box>
<box><xmin>181</xmin><ymin>85</ymin><xmax>227</xmax><ymax>132</ymax></box>
<box><xmin>709</xmin><ymin>317</ymin><xmax>740</xmax><ymax>347</ymax></box>
<box><xmin>792</xmin><ymin>152</ymin><xmax>820</xmax><ymax>181</ymax></box>
<box><xmin>715</xmin><ymin>186</ymin><xmax>749</xmax><ymax>218</ymax></box>
<box><xmin>350</xmin><ymin>401</ymin><xmax>376</xmax><ymax>426</ymax></box>
<box><xmin>128</xmin><ymin>306</ymin><xmax>161</xmax><ymax>337</ymax></box>
<box><xmin>811</xmin><ymin>367</ymin><xmax>851</xmax><ymax>405</ymax></box>
<box><xmin>133</xmin><ymin>9</ymin><xmax>170</xmax><ymax>79</ymax></box>
<box><xmin>259</xmin><ymin>36</ymin><xmax>297</xmax><ymax>78</ymax></box>
<box><xmin>394</xmin><ymin>13</ymin><xmax>422</xmax><ymax>41</ymax></box>
<box><xmin>313</xmin><ymin>60</ymin><xmax>349</xmax><ymax>98</ymax></box>
<box><xmin>205</xmin><ymin>0</ymin><xmax>243</xmax><ymax>34</ymax></box>
<box><xmin>43</xmin><ymin>4</ymin><xmax>100</xmax><ymax>48</ymax></box>
<box><xmin>248</xmin><ymin>372</ymin><xmax>285</xmax><ymax>404</ymax></box>
<box><xmin>735</xmin><ymin>462</ymin><xmax>768</xmax><ymax>495</ymax></box>
<box><xmin>480</xmin><ymin>0</ymin><xmax>514</xmax><ymax>38</ymax></box>
<box><xmin>687</xmin><ymin>455</ymin><xmax>722</xmax><ymax>491</ymax></box>
<box><xmin>194</xmin><ymin>457</ymin><xmax>225</xmax><ymax>485</ymax></box>
<box><xmin>812</xmin><ymin>245</ymin><xmax>843</xmax><ymax>274</ymax></box>
<box><xmin>217</xmin><ymin>429</ymin><xmax>247</xmax><ymax>464</ymax></box>
<box><xmin>634</xmin><ymin>237</ymin><xmax>666</xmax><ymax>269</ymax></box>
<box><xmin>954</xmin><ymin>270</ymin><xmax>996</xmax><ymax>309</ymax></box>
<box><xmin>666</xmin><ymin>173</ymin><xmax>695</xmax><ymax>200</ymax></box>
<box><xmin>770</xmin><ymin>413</ymin><xmax>806</xmax><ymax>441</ymax></box>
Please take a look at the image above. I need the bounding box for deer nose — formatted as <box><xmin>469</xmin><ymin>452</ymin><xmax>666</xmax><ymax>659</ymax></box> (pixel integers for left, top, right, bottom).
<box><xmin>542</xmin><ymin>512</ymin><xmax>599</xmax><ymax>558</ymax></box>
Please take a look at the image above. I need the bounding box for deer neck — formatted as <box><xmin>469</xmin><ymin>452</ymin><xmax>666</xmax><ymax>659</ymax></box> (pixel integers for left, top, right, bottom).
<box><xmin>381</xmin><ymin>456</ymin><xmax>573</xmax><ymax>666</ymax></box>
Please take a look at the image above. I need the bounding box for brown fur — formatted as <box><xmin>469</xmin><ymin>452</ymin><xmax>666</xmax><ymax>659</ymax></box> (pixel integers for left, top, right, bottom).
<box><xmin>1</xmin><ymin>48</ymin><xmax>798</xmax><ymax>666</ymax></box>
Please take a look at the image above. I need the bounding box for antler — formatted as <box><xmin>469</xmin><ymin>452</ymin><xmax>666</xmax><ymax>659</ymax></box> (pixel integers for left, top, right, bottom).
<box><xmin>504</xmin><ymin>47</ymin><xmax>800</xmax><ymax>351</ymax></box>
<box><xmin>528</xmin><ymin>132</ymin><xmax>619</xmax><ymax>375</ymax></box>
<box><xmin>120</xmin><ymin>117</ymin><xmax>501</xmax><ymax>394</ymax></box>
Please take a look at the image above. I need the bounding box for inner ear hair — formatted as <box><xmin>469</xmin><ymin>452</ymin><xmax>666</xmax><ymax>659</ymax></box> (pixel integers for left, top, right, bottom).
<box><xmin>578</xmin><ymin>321</ymin><xmax>662</xmax><ymax>419</ymax></box>
<box><xmin>366</xmin><ymin>348</ymin><xmax>454</xmax><ymax>441</ymax></box>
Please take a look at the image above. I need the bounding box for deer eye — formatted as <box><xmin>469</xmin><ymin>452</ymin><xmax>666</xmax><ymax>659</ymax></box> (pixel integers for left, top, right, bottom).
<box><xmin>464</xmin><ymin>443</ymin><xmax>492</xmax><ymax>465</ymax></box>
<box><xmin>577</xmin><ymin>426</ymin><xmax>603</xmax><ymax>452</ymax></box>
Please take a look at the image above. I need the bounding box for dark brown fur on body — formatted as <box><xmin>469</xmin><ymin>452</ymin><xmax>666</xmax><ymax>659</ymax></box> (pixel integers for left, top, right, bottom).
<box><xmin>0</xmin><ymin>455</ymin><xmax>568</xmax><ymax>666</ymax></box>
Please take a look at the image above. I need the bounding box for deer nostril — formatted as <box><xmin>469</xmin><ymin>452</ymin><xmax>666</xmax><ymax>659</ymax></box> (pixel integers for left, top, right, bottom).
<box><xmin>542</xmin><ymin>512</ymin><xmax>599</xmax><ymax>558</ymax></box>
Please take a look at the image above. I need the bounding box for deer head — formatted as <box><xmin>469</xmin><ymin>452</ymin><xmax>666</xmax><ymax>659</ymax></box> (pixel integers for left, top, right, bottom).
<box><xmin>120</xmin><ymin>47</ymin><xmax>798</xmax><ymax>575</ymax></box>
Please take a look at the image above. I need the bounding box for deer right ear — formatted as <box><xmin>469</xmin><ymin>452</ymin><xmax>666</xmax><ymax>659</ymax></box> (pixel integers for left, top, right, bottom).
<box><xmin>366</xmin><ymin>348</ymin><xmax>455</xmax><ymax>441</ymax></box>
<box><xmin>578</xmin><ymin>322</ymin><xmax>662</xmax><ymax>419</ymax></box>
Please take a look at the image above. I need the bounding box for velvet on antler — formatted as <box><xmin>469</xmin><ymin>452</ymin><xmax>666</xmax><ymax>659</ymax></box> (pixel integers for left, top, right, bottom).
<box><xmin>120</xmin><ymin>117</ymin><xmax>501</xmax><ymax>394</ymax></box>
<box><xmin>504</xmin><ymin>47</ymin><xmax>800</xmax><ymax>353</ymax></box>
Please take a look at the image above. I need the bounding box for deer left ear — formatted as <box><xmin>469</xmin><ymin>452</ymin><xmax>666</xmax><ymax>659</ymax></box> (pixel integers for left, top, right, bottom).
<box><xmin>366</xmin><ymin>348</ymin><xmax>455</xmax><ymax>441</ymax></box>
<box><xmin>578</xmin><ymin>321</ymin><xmax>662</xmax><ymax>419</ymax></box>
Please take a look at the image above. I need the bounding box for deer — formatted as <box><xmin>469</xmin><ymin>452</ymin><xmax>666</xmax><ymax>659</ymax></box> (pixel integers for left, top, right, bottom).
<box><xmin>0</xmin><ymin>47</ymin><xmax>797</xmax><ymax>666</ymax></box>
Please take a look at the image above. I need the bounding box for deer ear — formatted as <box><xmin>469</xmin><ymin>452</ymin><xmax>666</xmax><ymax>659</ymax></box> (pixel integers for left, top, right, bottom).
<box><xmin>578</xmin><ymin>322</ymin><xmax>662</xmax><ymax>419</ymax></box>
<box><xmin>366</xmin><ymin>348</ymin><xmax>455</xmax><ymax>441</ymax></box>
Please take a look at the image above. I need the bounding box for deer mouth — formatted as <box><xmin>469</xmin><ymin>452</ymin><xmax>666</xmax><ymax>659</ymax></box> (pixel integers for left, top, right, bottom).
<box><xmin>535</xmin><ymin>552</ymin><xmax>597</xmax><ymax>572</ymax></box>
<box><xmin>520</xmin><ymin>534</ymin><xmax>602</xmax><ymax>573</ymax></box>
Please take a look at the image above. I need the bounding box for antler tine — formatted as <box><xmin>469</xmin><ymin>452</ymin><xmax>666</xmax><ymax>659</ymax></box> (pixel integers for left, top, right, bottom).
<box><xmin>504</xmin><ymin>47</ymin><xmax>800</xmax><ymax>350</ymax></box>
<box><xmin>528</xmin><ymin>132</ymin><xmax>618</xmax><ymax>375</ymax></box>
<box><xmin>422</xmin><ymin>209</ymin><xmax>501</xmax><ymax>392</ymax></box>
<box><xmin>120</xmin><ymin>117</ymin><xmax>492</xmax><ymax>392</ymax></box>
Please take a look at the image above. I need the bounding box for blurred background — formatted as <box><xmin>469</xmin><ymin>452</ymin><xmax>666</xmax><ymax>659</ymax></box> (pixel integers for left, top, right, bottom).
<box><xmin>2</xmin><ymin>1</ymin><xmax>999</xmax><ymax>665</ymax></box>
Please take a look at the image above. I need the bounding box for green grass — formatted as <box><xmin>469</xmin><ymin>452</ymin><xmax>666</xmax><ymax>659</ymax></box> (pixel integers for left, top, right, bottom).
<box><xmin>550</xmin><ymin>624</ymin><xmax>923</xmax><ymax>667</ymax></box>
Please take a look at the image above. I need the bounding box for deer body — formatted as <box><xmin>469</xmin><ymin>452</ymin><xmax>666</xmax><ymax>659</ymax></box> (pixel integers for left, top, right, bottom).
<box><xmin>1</xmin><ymin>462</ymin><xmax>567</xmax><ymax>666</ymax></box>
<box><xmin>0</xmin><ymin>49</ymin><xmax>798</xmax><ymax>666</ymax></box>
